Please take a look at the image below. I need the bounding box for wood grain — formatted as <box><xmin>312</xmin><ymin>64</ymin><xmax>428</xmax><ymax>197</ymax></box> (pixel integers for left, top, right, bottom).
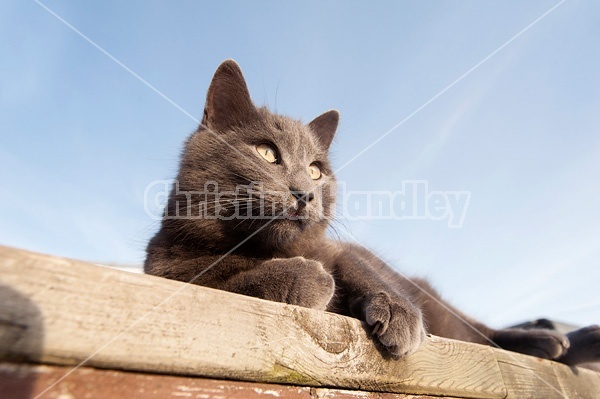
<box><xmin>0</xmin><ymin>246</ymin><xmax>598</xmax><ymax>398</ymax></box>
<box><xmin>493</xmin><ymin>348</ymin><xmax>565</xmax><ymax>398</ymax></box>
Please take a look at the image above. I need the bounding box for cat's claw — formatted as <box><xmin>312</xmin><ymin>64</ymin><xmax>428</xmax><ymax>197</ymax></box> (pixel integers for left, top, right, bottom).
<box><xmin>372</xmin><ymin>321</ymin><xmax>382</xmax><ymax>335</ymax></box>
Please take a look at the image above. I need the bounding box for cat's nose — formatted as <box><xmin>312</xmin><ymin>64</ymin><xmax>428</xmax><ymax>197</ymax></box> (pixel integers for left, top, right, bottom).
<box><xmin>290</xmin><ymin>189</ymin><xmax>314</xmax><ymax>206</ymax></box>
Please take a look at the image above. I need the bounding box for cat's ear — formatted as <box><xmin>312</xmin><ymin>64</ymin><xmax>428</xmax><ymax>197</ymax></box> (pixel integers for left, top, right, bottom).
<box><xmin>201</xmin><ymin>59</ymin><xmax>257</xmax><ymax>132</ymax></box>
<box><xmin>308</xmin><ymin>110</ymin><xmax>339</xmax><ymax>150</ymax></box>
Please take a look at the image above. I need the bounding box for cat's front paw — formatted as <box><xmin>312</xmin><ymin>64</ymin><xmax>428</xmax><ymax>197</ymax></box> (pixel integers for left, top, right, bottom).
<box><xmin>363</xmin><ymin>292</ymin><xmax>426</xmax><ymax>359</ymax></box>
<box><xmin>493</xmin><ymin>328</ymin><xmax>569</xmax><ymax>360</ymax></box>
<box><xmin>558</xmin><ymin>324</ymin><xmax>600</xmax><ymax>365</ymax></box>
<box><xmin>261</xmin><ymin>256</ymin><xmax>335</xmax><ymax>310</ymax></box>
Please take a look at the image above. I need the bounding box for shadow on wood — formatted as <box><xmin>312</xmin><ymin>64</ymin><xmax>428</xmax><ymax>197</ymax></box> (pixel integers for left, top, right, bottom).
<box><xmin>0</xmin><ymin>283</ymin><xmax>44</xmax><ymax>399</ymax></box>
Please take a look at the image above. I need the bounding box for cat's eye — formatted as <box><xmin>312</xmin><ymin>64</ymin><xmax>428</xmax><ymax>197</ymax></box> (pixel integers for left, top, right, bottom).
<box><xmin>308</xmin><ymin>163</ymin><xmax>321</xmax><ymax>180</ymax></box>
<box><xmin>256</xmin><ymin>143</ymin><xmax>278</xmax><ymax>163</ymax></box>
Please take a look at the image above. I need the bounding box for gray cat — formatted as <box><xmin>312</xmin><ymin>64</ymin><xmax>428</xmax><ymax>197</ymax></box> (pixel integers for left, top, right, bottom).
<box><xmin>145</xmin><ymin>60</ymin><xmax>600</xmax><ymax>365</ymax></box>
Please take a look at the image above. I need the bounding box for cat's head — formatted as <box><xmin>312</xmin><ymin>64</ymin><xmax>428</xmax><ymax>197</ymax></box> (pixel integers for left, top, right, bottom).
<box><xmin>166</xmin><ymin>60</ymin><xmax>339</xmax><ymax>252</ymax></box>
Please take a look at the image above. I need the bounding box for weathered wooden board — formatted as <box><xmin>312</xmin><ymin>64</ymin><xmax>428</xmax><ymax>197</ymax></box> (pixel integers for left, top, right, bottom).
<box><xmin>0</xmin><ymin>246</ymin><xmax>598</xmax><ymax>398</ymax></box>
<box><xmin>0</xmin><ymin>362</ymin><xmax>462</xmax><ymax>399</ymax></box>
<box><xmin>494</xmin><ymin>346</ymin><xmax>600</xmax><ymax>398</ymax></box>
<box><xmin>552</xmin><ymin>361</ymin><xmax>600</xmax><ymax>399</ymax></box>
<box><xmin>493</xmin><ymin>348</ymin><xmax>565</xmax><ymax>398</ymax></box>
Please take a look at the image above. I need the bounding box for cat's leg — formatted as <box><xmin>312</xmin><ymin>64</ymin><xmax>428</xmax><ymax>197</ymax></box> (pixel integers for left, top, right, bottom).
<box><xmin>221</xmin><ymin>256</ymin><xmax>335</xmax><ymax>311</ymax></box>
<box><xmin>491</xmin><ymin>328</ymin><xmax>569</xmax><ymax>360</ymax></box>
<box><xmin>556</xmin><ymin>325</ymin><xmax>600</xmax><ymax>366</ymax></box>
<box><xmin>394</xmin><ymin>277</ymin><xmax>573</xmax><ymax>361</ymax></box>
<box><xmin>410</xmin><ymin>279</ymin><xmax>571</xmax><ymax>360</ymax></box>
<box><xmin>493</xmin><ymin>322</ymin><xmax>600</xmax><ymax>365</ymax></box>
<box><xmin>333</xmin><ymin>244</ymin><xmax>426</xmax><ymax>359</ymax></box>
<box><xmin>400</xmin><ymin>277</ymin><xmax>497</xmax><ymax>344</ymax></box>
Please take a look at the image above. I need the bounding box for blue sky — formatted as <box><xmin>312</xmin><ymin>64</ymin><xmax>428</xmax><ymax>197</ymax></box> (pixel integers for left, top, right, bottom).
<box><xmin>1</xmin><ymin>0</ymin><xmax>599</xmax><ymax>328</ymax></box>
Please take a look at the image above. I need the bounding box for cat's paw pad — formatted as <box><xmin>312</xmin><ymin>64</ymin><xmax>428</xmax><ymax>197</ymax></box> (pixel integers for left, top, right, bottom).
<box><xmin>560</xmin><ymin>324</ymin><xmax>600</xmax><ymax>365</ymax></box>
<box><xmin>494</xmin><ymin>328</ymin><xmax>569</xmax><ymax>360</ymax></box>
<box><xmin>364</xmin><ymin>292</ymin><xmax>426</xmax><ymax>359</ymax></box>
